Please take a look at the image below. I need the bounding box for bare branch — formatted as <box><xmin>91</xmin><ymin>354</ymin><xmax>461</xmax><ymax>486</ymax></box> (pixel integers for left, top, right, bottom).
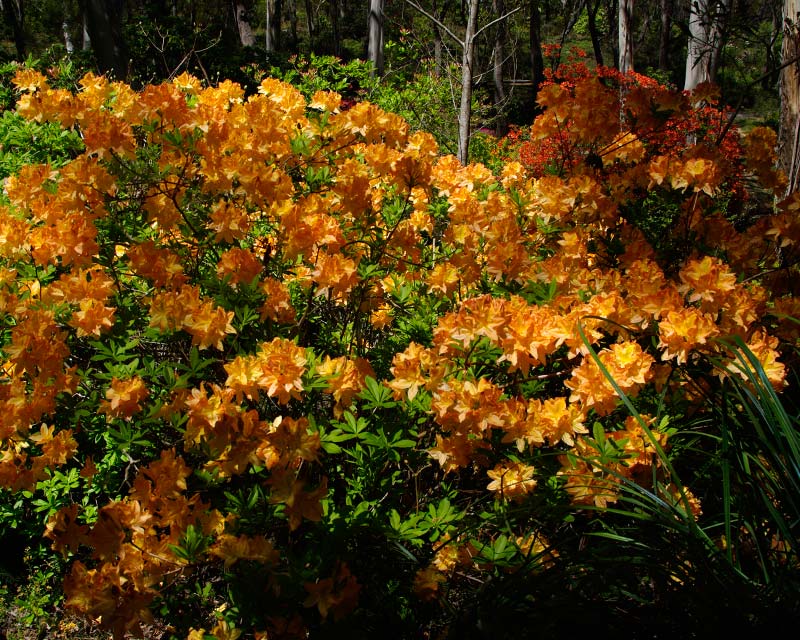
<box><xmin>402</xmin><ymin>0</ymin><xmax>464</xmax><ymax>47</ymax></box>
<box><xmin>473</xmin><ymin>6</ymin><xmax>522</xmax><ymax>40</ymax></box>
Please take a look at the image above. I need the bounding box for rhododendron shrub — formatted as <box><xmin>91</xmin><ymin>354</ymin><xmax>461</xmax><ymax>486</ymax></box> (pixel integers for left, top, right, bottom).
<box><xmin>0</xmin><ymin>64</ymin><xmax>798</xmax><ymax>637</ymax></box>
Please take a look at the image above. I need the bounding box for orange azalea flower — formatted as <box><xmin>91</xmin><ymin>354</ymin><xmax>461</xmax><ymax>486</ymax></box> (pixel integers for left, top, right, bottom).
<box><xmin>311</xmin><ymin>252</ymin><xmax>358</xmax><ymax>300</ymax></box>
<box><xmin>678</xmin><ymin>255</ymin><xmax>737</xmax><ymax>312</ymax></box>
<box><xmin>303</xmin><ymin>561</ymin><xmax>361</xmax><ymax>620</ymax></box>
<box><xmin>412</xmin><ymin>565</ymin><xmax>446</xmax><ymax>601</ymax></box>
<box><xmin>317</xmin><ymin>355</ymin><xmax>374</xmax><ymax>417</ymax></box>
<box><xmin>207</xmin><ymin>199</ymin><xmax>251</xmax><ymax>243</ymax></box>
<box><xmin>216</xmin><ymin>247</ymin><xmax>263</xmax><ymax>287</ymax></box>
<box><xmin>259</xmin><ymin>278</ymin><xmax>296</xmax><ymax>324</ymax></box>
<box><xmin>657</xmin><ymin>306</ymin><xmax>719</xmax><ymax>364</ymax></box>
<box><xmin>535</xmin><ymin>396</ymin><xmax>588</xmax><ymax>446</ymax></box>
<box><xmin>255</xmin><ymin>338</ymin><xmax>307</xmax><ymax>404</ymax></box>
<box><xmin>486</xmin><ymin>460</ymin><xmax>537</xmax><ymax>501</ymax></box>
<box><xmin>127</xmin><ymin>241</ymin><xmax>186</xmax><ymax>288</ymax></box>
<box><xmin>69</xmin><ymin>298</ymin><xmax>115</xmax><ymax>338</ymax></box>
<box><xmin>256</xmin><ymin>416</ymin><xmax>320</xmax><ymax>469</ymax></box>
<box><xmin>723</xmin><ymin>329</ymin><xmax>786</xmax><ymax>391</ymax></box>
<box><xmin>558</xmin><ymin>452</ymin><xmax>619</xmax><ymax>508</ymax></box>
<box><xmin>182</xmin><ymin>300</ymin><xmax>236</xmax><ymax>350</ymax></box>
<box><xmin>565</xmin><ymin>341</ymin><xmax>654</xmax><ymax>416</ymax></box>
<box><xmin>101</xmin><ymin>376</ymin><xmax>149</xmax><ymax>420</ymax></box>
<box><xmin>209</xmin><ymin>534</ymin><xmax>279</xmax><ymax>569</ymax></box>
<box><xmin>387</xmin><ymin>342</ymin><xmax>435</xmax><ymax>401</ymax></box>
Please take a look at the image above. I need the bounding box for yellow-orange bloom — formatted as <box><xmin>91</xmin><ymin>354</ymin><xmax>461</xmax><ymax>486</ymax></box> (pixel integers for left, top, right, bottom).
<box><xmin>486</xmin><ymin>460</ymin><xmax>537</xmax><ymax>501</ymax></box>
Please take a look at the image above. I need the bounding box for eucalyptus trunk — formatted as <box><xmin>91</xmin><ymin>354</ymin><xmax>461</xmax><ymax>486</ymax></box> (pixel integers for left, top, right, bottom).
<box><xmin>368</xmin><ymin>0</ymin><xmax>384</xmax><ymax>77</ymax></box>
<box><xmin>780</xmin><ymin>0</ymin><xmax>800</xmax><ymax>193</ymax></box>
<box><xmin>618</xmin><ymin>0</ymin><xmax>634</xmax><ymax>72</ymax></box>
<box><xmin>458</xmin><ymin>0</ymin><xmax>480</xmax><ymax>164</ymax></box>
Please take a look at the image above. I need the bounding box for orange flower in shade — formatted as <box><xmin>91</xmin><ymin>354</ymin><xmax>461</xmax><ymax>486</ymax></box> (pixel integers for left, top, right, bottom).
<box><xmin>558</xmin><ymin>452</ymin><xmax>619</xmax><ymax>509</ymax></box>
<box><xmin>207</xmin><ymin>199</ymin><xmax>252</xmax><ymax>243</ymax></box>
<box><xmin>428</xmin><ymin>432</ymin><xmax>483</xmax><ymax>474</ymax></box>
<box><xmin>723</xmin><ymin>329</ymin><xmax>786</xmax><ymax>391</ymax></box>
<box><xmin>256</xmin><ymin>416</ymin><xmax>321</xmax><ymax>469</ymax></box>
<box><xmin>303</xmin><ymin>562</ymin><xmax>361</xmax><ymax>620</ymax></box>
<box><xmin>127</xmin><ymin>241</ymin><xmax>186</xmax><ymax>288</ymax></box>
<box><xmin>412</xmin><ymin>565</ymin><xmax>446</xmax><ymax>601</ymax></box>
<box><xmin>101</xmin><ymin>376</ymin><xmax>149</xmax><ymax>420</ymax></box>
<box><xmin>657</xmin><ymin>306</ymin><xmax>719</xmax><ymax>364</ymax></box>
<box><xmin>609</xmin><ymin>415</ymin><xmax>669</xmax><ymax>482</ymax></box>
<box><xmin>486</xmin><ymin>460</ymin><xmax>537</xmax><ymax>501</ymax></box>
<box><xmin>268</xmin><ymin>472</ymin><xmax>328</xmax><ymax>532</ymax></box>
<box><xmin>426</xmin><ymin>261</ymin><xmax>461</xmax><ymax>296</ymax></box>
<box><xmin>565</xmin><ymin>341</ymin><xmax>654</xmax><ymax>416</ymax></box>
<box><xmin>316</xmin><ymin>355</ymin><xmax>375</xmax><ymax>417</ymax></box>
<box><xmin>500</xmin><ymin>398</ymin><xmax>545</xmax><ymax>452</ymax></box>
<box><xmin>209</xmin><ymin>534</ymin><xmax>279</xmax><ymax>569</ymax></box>
<box><xmin>259</xmin><ymin>278</ymin><xmax>296</xmax><ymax>324</ymax></box>
<box><xmin>216</xmin><ymin>247</ymin><xmax>263</xmax><ymax>287</ymax></box>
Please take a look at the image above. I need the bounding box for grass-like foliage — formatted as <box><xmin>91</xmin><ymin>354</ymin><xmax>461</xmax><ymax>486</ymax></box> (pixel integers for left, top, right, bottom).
<box><xmin>0</xmin><ymin>61</ymin><xmax>798</xmax><ymax>638</ymax></box>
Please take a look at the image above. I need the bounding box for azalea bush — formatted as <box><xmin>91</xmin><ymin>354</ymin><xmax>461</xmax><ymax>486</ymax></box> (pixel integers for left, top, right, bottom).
<box><xmin>0</xmin><ymin>62</ymin><xmax>798</xmax><ymax>639</ymax></box>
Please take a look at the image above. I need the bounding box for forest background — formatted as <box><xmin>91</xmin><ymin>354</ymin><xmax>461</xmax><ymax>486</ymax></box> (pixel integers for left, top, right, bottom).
<box><xmin>0</xmin><ymin>1</ymin><xmax>798</xmax><ymax>639</ymax></box>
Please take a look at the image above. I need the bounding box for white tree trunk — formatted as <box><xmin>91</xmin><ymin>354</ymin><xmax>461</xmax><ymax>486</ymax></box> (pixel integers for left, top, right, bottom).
<box><xmin>234</xmin><ymin>2</ymin><xmax>255</xmax><ymax>47</ymax></box>
<box><xmin>781</xmin><ymin>0</ymin><xmax>800</xmax><ymax>192</ymax></box>
<box><xmin>684</xmin><ymin>0</ymin><xmax>730</xmax><ymax>91</ymax></box>
<box><xmin>368</xmin><ymin>0</ymin><xmax>385</xmax><ymax>77</ymax></box>
<box><xmin>618</xmin><ymin>0</ymin><xmax>634</xmax><ymax>72</ymax></box>
<box><xmin>458</xmin><ymin>0</ymin><xmax>480</xmax><ymax>164</ymax></box>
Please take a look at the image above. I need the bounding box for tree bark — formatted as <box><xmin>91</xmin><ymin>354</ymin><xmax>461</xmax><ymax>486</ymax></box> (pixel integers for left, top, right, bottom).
<box><xmin>658</xmin><ymin>0</ymin><xmax>672</xmax><ymax>71</ymax></box>
<box><xmin>587</xmin><ymin>0</ymin><xmax>604</xmax><ymax>66</ymax></box>
<box><xmin>329</xmin><ymin>0</ymin><xmax>341</xmax><ymax>56</ymax></box>
<box><xmin>83</xmin><ymin>0</ymin><xmax>128</xmax><ymax>79</ymax></box>
<box><xmin>368</xmin><ymin>0</ymin><xmax>385</xmax><ymax>77</ymax></box>
<box><xmin>492</xmin><ymin>0</ymin><xmax>508</xmax><ymax>137</ymax></box>
<box><xmin>530</xmin><ymin>0</ymin><xmax>545</xmax><ymax>104</ymax></box>
<box><xmin>618</xmin><ymin>0</ymin><xmax>634</xmax><ymax>72</ymax></box>
<box><xmin>780</xmin><ymin>0</ymin><xmax>800</xmax><ymax>192</ymax></box>
<box><xmin>458</xmin><ymin>0</ymin><xmax>480</xmax><ymax>164</ymax></box>
<box><xmin>683</xmin><ymin>0</ymin><xmax>731</xmax><ymax>91</ymax></box>
<box><xmin>1</xmin><ymin>0</ymin><xmax>25</xmax><ymax>60</ymax></box>
<box><xmin>234</xmin><ymin>1</ymin><xmax>256</xmax><ymax>47</ymax></box>
<box><xmin>265</xmin><ymin>0</ymin><xmax>282</xmax><ymax>51</ymax></box>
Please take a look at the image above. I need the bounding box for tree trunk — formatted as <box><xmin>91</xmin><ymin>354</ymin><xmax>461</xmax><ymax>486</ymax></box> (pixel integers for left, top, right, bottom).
<box><xmin>530</xmin><ymin>0</ymin><xmax>545</xmax><ymax>105</ymax></box>
<box><xmin>62</xmin><ymin>2</ymin><xmax>80</xmax><ymax>55</ymax></box>
<box><xmin>305</xmin><ymin>0</ymin><xmax>316</xmax><ymax>49</ymax></box>
<box><xmin>683</xmin><ymin>0</ymin><xmax>731</xmax><ymax>91</ymax></box>
<box><xmin>457</xmin><ymin>0</ymin><xmax>480</xmax><ymax>164</ymax></box>
<box><xmin>83</xmin><ymin>0</ymin><xmax>128</xmax><ymax>79</ymax></box>
<box><xmin>658</xmin><ymin>0</ymin><xmax>672</xmax><ymax>71</ymax></box>
<box><xmin>329</xmin><ymin>0</ymin><xmax>340</xmax><ymax>56</ymax></box>
<box><xmin>265</xmin><ymin>0</ymin><xmax>282</xmax><ymax>51</ymax></box>
<box><xmin>433</xmin><ymin>23</ymin><xmax>443</xmax><ymax>76</ymax></box>
<box><xmin>618</xmin><ymin>0</ymin><xmax>634</xmax><ymax>72</ymax></box>
<box><xmin>492</xmin><ymin>0</ymin><xmax>508</xmax><ymax>137</ymax></box>
<box><xmin>286</xmin><ymin>0</ymin><xmax>298</xmax><ymax>49</ymax></box>
<box><xmin>1</xmin><ymin>0</ymin><xmax>25</xmax><ymax>60</ymax></box>
<box><xmin>780</xmin><ymin>0</ymin><xmax>800</xmax><ymax>192</ymax></box>
<box><xmin>368</xmin><ymin>0</ymin><xmax>384</xmax><ymax>77</ymax></box>
<box><xmin>234</xmin><ymin>1</ymin><xmax>255</xmax><ymax>47</ymax></box>
<box><xmin>587</xmin><ymin>0</ymin><xmax>604</xmax><ymax>66</ymax></box>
